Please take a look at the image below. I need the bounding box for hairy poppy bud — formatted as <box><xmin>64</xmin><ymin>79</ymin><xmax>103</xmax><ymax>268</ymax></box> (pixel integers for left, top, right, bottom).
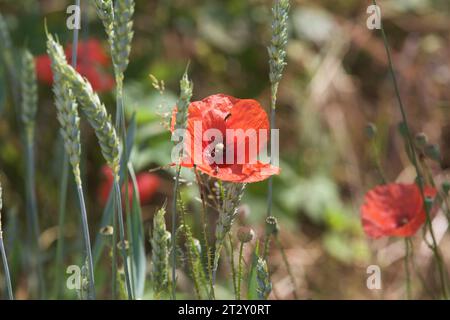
<box><xmin>237</xmin><ymin>227</ymin><xmax>255</xmax><ymax>243</ymax></box>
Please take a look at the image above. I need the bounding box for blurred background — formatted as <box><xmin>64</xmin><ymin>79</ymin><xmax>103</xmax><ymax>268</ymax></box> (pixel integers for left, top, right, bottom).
<box><xmin>0</xmin><ymin>0</ymin><xmax>449</xmax><ymax>299</ymax></box>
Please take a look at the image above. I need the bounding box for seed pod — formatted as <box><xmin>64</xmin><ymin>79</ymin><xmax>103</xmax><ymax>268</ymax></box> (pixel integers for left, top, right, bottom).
<box><xmin>265</xmin><ymin>216</ymin><xmax>279</xmax><ymax>235</ymax></box>
<box><xmin>237</xmin><ymin>226</ymin><xmax>255</xmax><ymax>243</ymax></box>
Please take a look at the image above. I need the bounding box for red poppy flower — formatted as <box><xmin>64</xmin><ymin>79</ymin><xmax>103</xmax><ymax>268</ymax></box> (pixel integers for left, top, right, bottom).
<box><xmin>98</xmin><ymin>165</ymin><xmax>161</xmax><ymax>207</ymax></box>
<box><xmin>35</xmin><ymin>39</ymin><xmax>114</xmax><ymax>92</ymax></box>
<box><xmin>171</xmin><ymin>94</ymin><xmax>279</xmax><ymax>183</ymax></box>
<box><xmin>360</xmin><ymin>183</ymin><xmax>437</xmax><ymax>239</ymax></box>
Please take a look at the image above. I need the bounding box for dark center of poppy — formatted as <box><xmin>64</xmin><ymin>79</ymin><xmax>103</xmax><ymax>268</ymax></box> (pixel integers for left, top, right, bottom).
<box><xmin>396</xmin><ymin>215</ymin><xmax>410</xmax><ymax>227</ymax></box>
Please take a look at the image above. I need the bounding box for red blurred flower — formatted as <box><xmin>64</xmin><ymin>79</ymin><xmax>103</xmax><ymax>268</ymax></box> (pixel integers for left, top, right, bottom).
<box><xmin>360</xmin><ymin>183</ymin><xmax>437</xmax><ymax>239</ymax></box>
<box><xmin>35</xmin><ymin>39</ymin><xmax>114</xmax><ymax>92</ymax></box>
<box><xmin>171</xmin><ymin>94</ymin><xmax>279</xmax><ymax>183</ymax></box>
<box><xmin>98</xmin><ymin>166</ymin><xmax>161</xmax><ymax>207</ymax></box>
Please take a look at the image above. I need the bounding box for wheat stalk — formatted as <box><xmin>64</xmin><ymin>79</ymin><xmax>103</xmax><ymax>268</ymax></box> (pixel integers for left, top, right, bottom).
<box><xmin>47</xmin><ymin>33</ymin><xmax>134</xmax><ymax>299</ymax></box>
<box><xmin>0</xmin><ymin>181</ymin><xmax>13</xmax><ymax>299</ymax></box>
<box><xmin>266</xmin><ymin>0</ymin><xmax>289</xmax><ymax>219</ymax></box>
<box><xmin>20</xmin><ymin>48</ymin><xmax>46</xmax><ymax>298</ymax></box>
<box><xmin>49</xmin><ymin>51</ymin><xmax>96</xmax><ymax>299</ymax></box>
<box><xmin>54</xmin><ymin>0</ymin><xmax>81</xmax><ymax>299</ymax></box>
<box><xmin>151</xmin><ymin>207</ymin><xmax>170</xmax><ymax>299</ymax></box>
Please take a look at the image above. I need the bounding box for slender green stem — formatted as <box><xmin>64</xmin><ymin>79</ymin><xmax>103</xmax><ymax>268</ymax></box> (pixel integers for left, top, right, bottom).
<box><xmin>228</xmin><ymin>235</ymin><xmax>237</xmax><ymax>299</ymax></box>
<box><xmin>76</xmin><ymin>184</ymin><xmax>96</xmax><ymax>300</ymax></box>
<box><xmin>111</xmin><ymin>186</ymin><xmax>118</xmax><ymax>299</ymax></box>
<box><xmin>372</xmin><ymin>0</ymin><xmax>448</xmax><ymax>299</ymax></box>
<box><xmin>114</xmin><ymin>180</ymin><xmax>133</xmax><ymax>300</ymax></box>
<box><xmin>237</xmin><ymin>241</ymin><xmax>244</xmax><ymax>300</ymax></box>
<box><xmin>115</xmin><ymin>67</ymin><xmax>136</xmax><ymax>298</ymax></box>
<box><xmin>25</xmin><ymin>135</ymin><xmax>45</xmax><ymax>299</ymax></box>
<box><xmin>171</xmin><ymin>165</ymin><xmax>181</xmax><ymax>300</ymax></box>
<box><xmin>54</xmin><ymin>153</ymin><xmax>69</xmax><ymax>298</ymax></box>
<box><xmin>275</xmin><ymin>235</ymin><xmax>298</xmax><ymax>299</ymax></box>
<box><xmin>0</xmin><ymin>238</ymin><xmax>13</xmax><ymax>300</ymax></box>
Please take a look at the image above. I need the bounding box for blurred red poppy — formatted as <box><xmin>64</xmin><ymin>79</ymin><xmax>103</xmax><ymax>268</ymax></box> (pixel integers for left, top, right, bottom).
<box><xmin>171</xmin><ymin>94</ymin><xmax>279</xmax><ymax>183</ymax></box>
<box><xmin>35</xmin><ymin>39</ymin><xmax>114</xmax><ymax>92</ymax></box>
<box><xmin>98</xmin><ymin>166</ymin><xmax>161</xmax><ymax>207</ymax></box>
<box><xmin>360</xmin><ymin>183</ymin><xmax>437</xmax><ymax>239</ymax></box>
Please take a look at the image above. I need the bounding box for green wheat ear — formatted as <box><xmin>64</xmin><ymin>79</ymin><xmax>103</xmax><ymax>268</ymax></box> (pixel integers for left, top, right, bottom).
<box><xmin>268</xmin><ymin>0</ymin><xmax>290</xmax><ymax>85</ymax></box>
<box><xmin>174</xmin><ymin>68</ymin><xmax>193</xmax><ymax>131</ymax></box>
<box><xmin>50</xmin><ymin>61</ymin><xmax>82</xmax><ymax>186</ymax></box>
<box><xmin>46</xmin><ymin>34</ymin><xmax>120</xmax><ymax>176</ymax></box>
<box><xmin>21</xmin><ymin>50</ymin><xmax>38</xmax><ymax>136</ymax></box>
<box><xmin>151</xmin><ymin>206</ymin><xmax>170</xmax><ymax>299</ymax></box>
<box><xmin>93</xmin><ymin>0</ymin><xmax>115</xmax><ymax>52</ymax></box>
<box><xmin>113</xmin><ymin>0</ymin><xmax>135</xmax><ymax>77</ymax></box>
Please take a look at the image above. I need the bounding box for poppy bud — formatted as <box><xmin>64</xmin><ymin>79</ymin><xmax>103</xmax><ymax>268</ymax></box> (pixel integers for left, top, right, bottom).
<box><xmin>365</xmin><ymin>122</ymin><xmax>377</xmax><ymax>139</ymax></box>
<box><xmin>265</xmin><ymin>216</ymin><xmax>279</xmax><ymax>235</ymax></box>
<box><xmin>237</xmin><ymin>227</ymin><xmax>255</xmax><ymax>243</ymax></box>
